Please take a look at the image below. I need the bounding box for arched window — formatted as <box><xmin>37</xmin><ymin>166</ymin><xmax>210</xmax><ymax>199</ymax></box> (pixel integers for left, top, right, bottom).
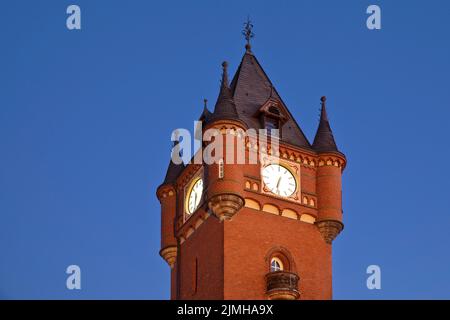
<box><xmin>266</xmin><ymin>248</ymin><xmax>295</xmax><ymax>274</ymax></box>
<box><xmin>270</xmin><ymin>257</ymin><xmax>284</xmax><ymax>272</ymax></box>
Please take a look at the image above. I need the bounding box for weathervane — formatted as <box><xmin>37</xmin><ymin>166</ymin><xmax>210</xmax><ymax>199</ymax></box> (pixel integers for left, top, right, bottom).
<box><xmin>242</xmin><ymin>16</ymin><xmax>254</xmax><ymax>50</ymax></box>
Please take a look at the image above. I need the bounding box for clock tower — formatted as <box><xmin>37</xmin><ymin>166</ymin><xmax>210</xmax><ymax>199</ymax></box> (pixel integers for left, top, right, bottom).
<box><xmin>156</xmin><ymin>38</ymin><xmax>346</xmax><ymax>300</ymax></box>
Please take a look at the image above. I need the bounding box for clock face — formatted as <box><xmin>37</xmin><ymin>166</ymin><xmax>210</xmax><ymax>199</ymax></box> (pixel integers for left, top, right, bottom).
<box><xmin>262</xmin><ymin>164</ymin><xmax>296</xmax><ymax>197</ymax></box>
<box><xmin>187</xmin><ymin>178</ymin><xmax>203</xmax><ymax>215</ymax></box>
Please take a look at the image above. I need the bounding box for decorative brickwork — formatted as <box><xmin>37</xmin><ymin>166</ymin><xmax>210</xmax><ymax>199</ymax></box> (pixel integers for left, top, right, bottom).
<box><xmin>159</xmin><ymin>246</ymin><xmax>177</xmax><ymax>268</ymax></box>
<box><xmin>265</xmin><ymin>271</ymin><xmax>300</xmax><ymax>300</ymax></box>
<box><xmin>208</xmin><ymin>194</ymin><xmax>244</xmax><ymax>221</ymax></box>
<box><xmin>157</xmin><ymin>42</ymin><xmax>347</xmax><ymax>300</ymax></box>
<box><xmin>316</xmin><ymin>220</ymin><xmax>344</xmax><ymax>244</ymax></box>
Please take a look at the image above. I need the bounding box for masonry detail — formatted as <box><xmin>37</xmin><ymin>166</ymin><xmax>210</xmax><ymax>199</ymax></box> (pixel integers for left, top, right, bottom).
<box><xmin>156</xmin><ymin>40</ymin><xmax>346</xmax><ymax>300</ymax></box>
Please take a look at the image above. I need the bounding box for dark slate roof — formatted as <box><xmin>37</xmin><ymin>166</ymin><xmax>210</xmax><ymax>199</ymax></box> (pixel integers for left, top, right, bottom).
<box><xmin>162</xmin><ymin>158</ymin><xmax>185</xmax><ymax>185</ymax></box>
<box><xmin>199</xmin><ymin>103</ymin><xmax>212</xmax><ymax>124</ymax></box>
<box><xmin>209</xmin><ymin>61</ymin><xmax>241</xmax><ymax>123</ymax></box>
<box><xmin>312</xmin><ymin>96</ymin><xmax>339</xmax><ymax>153</ymax></box>
<box><xmin>229</xmin><ymin>50</ymin><xmax>312</xmax><ymax>150</ymax></box>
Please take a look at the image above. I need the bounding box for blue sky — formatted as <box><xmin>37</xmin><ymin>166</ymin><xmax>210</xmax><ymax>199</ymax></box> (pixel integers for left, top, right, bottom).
<box><xmin>1</xmin><ymin>0</ymin><xmax>450</xmax><ymax>299</ymax></box>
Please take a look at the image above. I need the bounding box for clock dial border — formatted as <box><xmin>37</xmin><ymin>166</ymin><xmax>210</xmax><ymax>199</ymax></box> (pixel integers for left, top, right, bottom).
<box><xmin>262</xmin><ymin>164</ymin><xmax>297</xmax><ymax>197</ymax></box>
<box><xmin>184</xmin><ymin>169</ymin><xmax>204</xmax><ymax>221</ymax></box>
<box><xmin>260</xmin><ymin>158</ymin><xmax>301</xmax><ymax>203</ymax></box>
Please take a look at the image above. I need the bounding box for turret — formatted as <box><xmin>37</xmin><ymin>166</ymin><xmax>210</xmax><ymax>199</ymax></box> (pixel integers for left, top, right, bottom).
<box><xmin>313</xmin><ymin>97</ymin><xmax>346</xmax><ymax>244</ymax></box>
<box><xmin>156</xmin><ymin>154</ymin><xmax>184</xmax><ymax>267</ymax></box>
<box><xmin>204</xmin><ymin>62</ymin><xmax>246</xmax><ymax>221</ymax></box>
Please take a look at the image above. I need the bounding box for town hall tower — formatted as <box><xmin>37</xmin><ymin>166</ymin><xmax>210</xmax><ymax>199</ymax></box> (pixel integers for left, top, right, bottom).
<box><xmin>156</xmin><ymin>33</ymin><xmax>346</xmax><ymax>300</ymax></box>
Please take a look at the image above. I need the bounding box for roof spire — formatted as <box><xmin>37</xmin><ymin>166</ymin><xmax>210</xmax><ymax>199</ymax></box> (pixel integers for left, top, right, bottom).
<box><xmin>228</xmin><ymin>46</ymin><xmax>312</xmax><ymax>148</ymax></box>
<box><xmin>312</xmin><ymin>96</ymin><xmax>339</xmax><ymax>153</ymax></box>
<box><xmin>200</xmin><ymin>98</ymin><xmax>211</xmax><ymax>123</ymax></box>
<box><xmin>161</xmin><ymin>135</ymin><xmax>185</xmax><ymax>186</ymax></box>
<box><xmin>319</xmin><ymin>96</ymin><xmax>329</xmax><ymax>121</ymax></box>
<box><xmin>215</xmin><ymin>61</ymin><xmax>233</xmax><ymax>104</ymax></box>
<box><xmin>210</xmin><ymin>61</ymin><xmax>240</xmax><ymax>122</ymax></box>
<box><xmin>221</xmin><ymin>61</ymin><xmax>229</xmax><ymax>88</ymax></box>
<box><xmin>242</xmin><ymin>16</ymin><xmax>254</xmax><ymax>52</ymax></box>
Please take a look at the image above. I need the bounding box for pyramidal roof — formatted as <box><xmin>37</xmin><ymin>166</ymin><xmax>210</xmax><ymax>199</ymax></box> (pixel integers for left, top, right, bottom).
<box><xmin>312</xmin><ymin>96</ymin><xmax>340</xmax><ymax>153</ymax></box>
<box><xmin>162</xmin><ymin>159</ymin><xmax>185</xmax><ymax>185</ymax></box>
<box><xmin>161</xmin><ymin>139</ymin><xmax>185</xmax><ymax>186</ymax></box>
<box><xmin>199</xmin><ymin>98</ymin><xmax>212</xmax><ymax>123</ymax></box>
<box><xmin>209</xmin><ymin>61</ymin><xmax>241</xmax><ymax>123</ymax></box>
<box><xmin>227</xmin><ymin>48</ymin><xmax>312</xmax><ymax>150</ymax></box>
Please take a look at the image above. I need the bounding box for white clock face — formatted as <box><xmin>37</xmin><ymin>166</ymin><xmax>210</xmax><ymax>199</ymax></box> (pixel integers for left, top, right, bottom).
<box><xmin>187</xmin><ymin>178</ymin><xmax>203</xmax><ymax>215</ymax></box>
<box><xmin>262</xmin><ymin>164</ymin><xmax>296</xmax><ymax>197</ymax></box>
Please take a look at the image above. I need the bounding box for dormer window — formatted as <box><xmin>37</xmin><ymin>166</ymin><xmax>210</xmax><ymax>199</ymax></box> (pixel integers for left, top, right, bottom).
<box><xmin>265</xmin><ymin>117</ymin><xmax>279</xmax><ymax>132</ymax></box>
<box><xmin>256</xmin><ymin>100</ymin><xmax>287</xmax><ymax>139</ymax></box>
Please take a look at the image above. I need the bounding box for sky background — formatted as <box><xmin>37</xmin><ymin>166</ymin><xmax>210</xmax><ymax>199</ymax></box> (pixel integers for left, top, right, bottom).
<box><xmin>1</xmin><ymin>0</ymin><xmax>450</xmax><ymax>299</ymax></box>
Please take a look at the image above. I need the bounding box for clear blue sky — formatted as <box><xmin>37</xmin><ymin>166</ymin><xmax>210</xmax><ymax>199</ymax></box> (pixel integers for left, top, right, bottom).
<box><xmin>1</xmin><ymin>0</ymin><xmax>450</xmax><ymax>299</ymax></box>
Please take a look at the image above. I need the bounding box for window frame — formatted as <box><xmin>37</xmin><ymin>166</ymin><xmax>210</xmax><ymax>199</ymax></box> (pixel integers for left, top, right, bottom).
<box><xmin>270</xmin><ymin>257</ymin><xmax>284</xmax><ymax>272</ymax></box>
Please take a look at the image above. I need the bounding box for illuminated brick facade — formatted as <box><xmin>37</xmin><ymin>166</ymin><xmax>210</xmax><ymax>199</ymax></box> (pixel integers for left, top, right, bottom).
<box><xmin>157</xmin><ymin>44</ymin><xmax>346</xmax><ymax>300</ymax></box>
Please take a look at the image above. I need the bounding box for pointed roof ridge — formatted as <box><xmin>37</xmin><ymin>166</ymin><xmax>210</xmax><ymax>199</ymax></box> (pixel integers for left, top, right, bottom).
<box><xmin>160</xmin><ymin>137</ymin><xmax>186</xmax><ymax>186</ymax></box>
<box><xmin>199</xmin><ymin>98</ymin><xmax>212</xmax><ymax>123</ymax></box>
<box><xmin>312</xmin><ymin>96</ymin><xmax>339</xmax><ymax>153</ymax></box>
<box><xmin>210</xmin><ymin>61</ymin><xmax>241</xmax><ymax>122</ymax></box>
<box><xmin>162</xmin><ymin>158</ymin><xmax>185</xmax><ymax>185</ymax></box>
<box><xmin>221</xmin><ymin>61</ymin><xmax>230</xmax><ymax>89</ymax></box>
<box><xmin>230</xmin><ymin>50</ymin><xmax>312</xmax><ymax>150</ymax></box>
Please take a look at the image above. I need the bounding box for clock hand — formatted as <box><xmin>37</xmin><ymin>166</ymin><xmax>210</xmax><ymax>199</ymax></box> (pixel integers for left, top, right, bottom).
<box><xmin>276</xmin><ymin>177</ymin><xmax>281</xmax><ymax>189</ymax></box>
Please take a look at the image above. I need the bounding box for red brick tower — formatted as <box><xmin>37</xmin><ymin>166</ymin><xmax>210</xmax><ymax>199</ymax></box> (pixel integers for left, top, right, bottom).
<box><xmin>156</xmin><ymin>42</ymin><xmax>346</xmax><ymax>300</ymax></box>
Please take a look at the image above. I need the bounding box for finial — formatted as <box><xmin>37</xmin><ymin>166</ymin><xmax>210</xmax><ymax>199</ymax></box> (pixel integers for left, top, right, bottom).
<box><xmin>203</xmin><ymin>98</ymin><xmax>208</xmax><ymax>108</ymax></box>
<box><xmin>242</xmin><ymin>16</ymin><xmax>254</xmax><ymax>51</ymax></box>
<box><xmin>221</xmin><ymin>61</ymin><xmax>229</xmax><ymax>88</ymax></box>
<box><xmin>222</xmin><ymin>61</ymin><xmax>228</xmax><ymax>70</ymax></box>
<box><xmin>320</xmin><ymin>96</ymin><xmax>329</xmax><ymax>122</ymax></box>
